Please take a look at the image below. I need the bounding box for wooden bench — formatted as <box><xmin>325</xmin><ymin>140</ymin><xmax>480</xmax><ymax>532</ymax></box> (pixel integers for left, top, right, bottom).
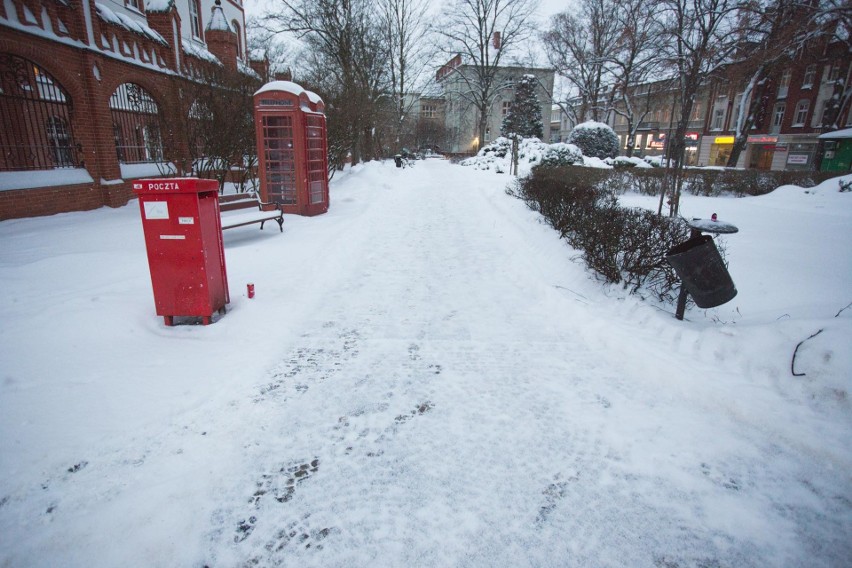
<box><xmin>219</xmin><ymin>192</ymin><xmax>284</xmax><ymax>232</ymax></box>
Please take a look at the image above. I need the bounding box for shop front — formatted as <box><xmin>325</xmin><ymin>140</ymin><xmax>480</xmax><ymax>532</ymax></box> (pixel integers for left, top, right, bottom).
<box><xmin>709</xmin><ymin>136</ymin><xmax>734</xmax><ymax>166</ymax></box>
<box><xmin>818</xmin><ymin>129</ymin><xmax>852</xmax><ymax>172</ymax></box>
<box><xmin>746</xmin><ymin>135</ymin><xmax>778</xmax><ymax>170</ymax></box>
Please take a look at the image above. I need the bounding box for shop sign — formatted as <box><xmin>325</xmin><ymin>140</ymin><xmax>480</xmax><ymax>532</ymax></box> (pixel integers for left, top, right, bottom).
<box><xmin>649</xmin><ymin>133</ymin><xmax>666</xmax><ymax>149</ymax></box>
<box><xmin>787</xmin><ymin>154</ymin><xmax>810</xmax><ymax>165</ymax></box>
<box><xmin>747</xmin><ymin>135</ymin><xmax>778</xmax><ymax>143</ymax></box>
<box><xmin>714</xmin><ymin>136</ymin><xmax>735</xmax><ymax>144</ymax></box>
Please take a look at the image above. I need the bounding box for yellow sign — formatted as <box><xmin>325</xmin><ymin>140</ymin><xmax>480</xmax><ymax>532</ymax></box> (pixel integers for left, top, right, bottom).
<box><xmin>714</xmin><ymin>136</ymin><xmax>735</xmax><ymax>144</ymax></box>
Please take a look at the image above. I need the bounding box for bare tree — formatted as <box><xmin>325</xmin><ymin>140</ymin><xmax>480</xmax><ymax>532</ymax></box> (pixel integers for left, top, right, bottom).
<box><xmin>659</xmin><ymin>0</ymin><xmax>745</xmax><ymax>216</ymax></box>
<box><xmin>542</xmin><ymin>0</ymin><xmax>620</xmax><ymax>123</ymax></box>
<box><xmin>606</xmin><ymin>0</ymin><xmax>666</xmax><ymax>156</ymax></box>
<box><xmin>246</xmin><ymin>17</ymin><xmax>294</xmax><ymax>82</ymax></box>
<box><xmin>435</xmin><ymin>0</ymin><xmax>540</xmax><ymax>150</ymax></box>
<box><xmin>379</xmin><ymin>0</ymin><xmax>434</xmax><ymax>153</ymax></box>
<box><xmin>262</xmin><ymin>0</ymin><xmax>389</xmax><ymax>165</ymax></box>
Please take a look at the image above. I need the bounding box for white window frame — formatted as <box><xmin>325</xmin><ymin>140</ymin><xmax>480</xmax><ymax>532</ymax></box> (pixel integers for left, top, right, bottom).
<box><xmin>770</xmin><ymin>102</ymin><xmax>785</xmax><ymax>133</ymax></box>
<box><xmin>802</xmin><ymin>65</ymin><xmax>816</xmax><ymax>89</ymax></box>
<box><xmin>189</xmin><ymin>0</ymin><xmax>202</xmax><ymax>38</ymax></box>
<box><xmin>792</xmin><ymin>100</ymin><xmax>809</xmax><ymax>127</ymax></box>
<box><xmin>711</xmin><ymin>108</ymin><xmax>725</xmax><ymax>130</ymax></box>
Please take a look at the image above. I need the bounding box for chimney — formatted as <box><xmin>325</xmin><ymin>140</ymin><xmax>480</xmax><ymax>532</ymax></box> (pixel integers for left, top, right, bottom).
<box><xmin>492</xmin><ymin>32</ymin><xmax>501</xmax><ymax>50</ymax></box>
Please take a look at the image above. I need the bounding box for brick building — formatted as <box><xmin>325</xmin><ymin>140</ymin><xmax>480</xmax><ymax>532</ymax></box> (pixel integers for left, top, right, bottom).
<box><xmin>0</xmin><ymin>0</ymin><xmax>261</xmax><ymax>220</ymax></box>
<box><xmin>554</xmin><ymin>31</ymin><xmax>851</xmax><ymax>172</ymax></box>
<box><xmin>699</xmin><ymin>39</ymin><xmax>851</xmax><ymax>171</ymax></box>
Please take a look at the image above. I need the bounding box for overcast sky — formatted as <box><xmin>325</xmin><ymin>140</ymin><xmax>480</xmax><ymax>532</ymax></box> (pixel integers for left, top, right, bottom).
<box><xmin>244</xmin><ymin>0</ymin><xmax>573</xmax><ymax>31</ymax></box>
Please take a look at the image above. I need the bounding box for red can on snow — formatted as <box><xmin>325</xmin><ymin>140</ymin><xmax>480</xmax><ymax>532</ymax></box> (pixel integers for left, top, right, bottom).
<box><xmin>247</xmin><ymin>283</ymin><xmax>255</xmax><ymax>299</ymax></box>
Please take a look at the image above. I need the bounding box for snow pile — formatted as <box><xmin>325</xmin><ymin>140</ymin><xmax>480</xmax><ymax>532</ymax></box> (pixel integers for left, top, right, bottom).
<box><xmin>144</xmin><ymin>0</ymin><xmax>173</xmax><ymax>12</ymax></box>
<box><xmin>95</xmin><ymin>3</ymin><xmax>167</xmax><ymax>45</ymax></box>
<box><xmin>182</xmin><ymin>39</ymin><xmax>222</xmax><ymax>65</ymax></box>
<box><xmin>237</xmin><ymin>59</ymin><xmax>261</xmax><ymax>80</ymax></box>
<box><xmin>608</xmin><ymin>155</ymin><xmax>653</xmax><ymax>168</ymax></box>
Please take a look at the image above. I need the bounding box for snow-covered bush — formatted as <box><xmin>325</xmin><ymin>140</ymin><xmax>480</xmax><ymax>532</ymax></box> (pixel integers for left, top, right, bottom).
<box><xmin>516</xmin><ymin>165</ymin><xmax>690</xmax><ymax>300</ymax></box>
<box><xmin>461</xmin><ymin>137</ymin><xmax>550</xmax><ymax>174</ymax></box>
<box><xmin>609</xmin><ymin>156</ymin><xmax>652</xmax><ymax>169</ymax></box>
<box><xmin>536</xmin><ymin>143</ymin><xmax>583</xmax><ymax>168</ymax></box>
<box><xmin>567</xmin><ymin>121</ymin><xmax>620</xmax><ymax>159</ymax></box>
<box><xmin>643</xmin><ymin>155</ymin><xmax>666</xmax><ymax>167</ymax></box>
<box><xmin>479</xmin><ymin>137</ymin><xmax>512</xmax><ymax>158</ymax></box>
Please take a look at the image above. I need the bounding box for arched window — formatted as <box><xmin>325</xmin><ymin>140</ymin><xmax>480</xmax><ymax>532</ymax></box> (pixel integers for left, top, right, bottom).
<box><xmin>0</xmin><ymin>54</ymin><xmax>79</xmax><ymax>171</ymax></box>
<box><xmin>109</xmin><ymin>83</ymin><xmax>163</xmax><ymax>163</ymax></box>
<box><xmin>188</xmin><ymin>0</ymin><xmax>203</xmax><ymax>38</ymax></box>
<box><xmin>232</xmin><ymin>20</ymin><xmax>242</xmax><ymax>58</ymax></box>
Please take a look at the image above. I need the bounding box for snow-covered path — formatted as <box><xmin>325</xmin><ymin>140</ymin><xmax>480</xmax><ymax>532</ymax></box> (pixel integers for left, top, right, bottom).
<box><xmin>1</xmin><ymin>160</ymin><xmax>849</xmax><ymax>567</ymax></box>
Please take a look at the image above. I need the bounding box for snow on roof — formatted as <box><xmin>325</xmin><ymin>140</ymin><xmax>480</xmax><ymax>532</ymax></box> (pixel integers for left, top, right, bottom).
<box><xmin>306</xmin><ymin>91</ymin><xmax>323</xmax><ymax>105</ymax></box>
<box><xmin>255</xmin><ymin>81</ymin><xmax>306</xmax><ymax>97</ymax></box>
<box><xmin>95</xmin><ymin>3</ymin><xmax>167</xmax><ymax>45</ymax></box>
<box><xmin>205</xmin><ymin>0</ymin><xmax>233</xmax><ymax>32</ymax></box>
<box><xmin>144</xmin><ymin>0</ymin><xmax>173</xmax><ymax>12</ymax></box>
<box><xmin>237</xmin><ymin>59</ymin><xmax>261</xmax><ymax>80</ymax></box>
<box><xmin>818</xmin><ymin>128</ymin><xmax>852</xmax><ymax>139</ymax></box>
<box><xmin>182</xmin><ymin>40</ymin><xmax>222</xmax><ymax>65</ymax></box>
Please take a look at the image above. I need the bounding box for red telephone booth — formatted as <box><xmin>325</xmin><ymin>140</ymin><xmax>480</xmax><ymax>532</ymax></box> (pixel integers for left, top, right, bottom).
<box><xmin>254</xmin><ymin>81</ymin><xmax>330</xmax><ymax>216</ymax></box>
<box><xmin>133</xmin><ymin>178</ymin><xmax>229</xmax><ymax>326</ymax></box>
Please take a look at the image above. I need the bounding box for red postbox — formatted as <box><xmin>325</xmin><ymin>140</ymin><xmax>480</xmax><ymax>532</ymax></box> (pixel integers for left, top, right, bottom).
<box><xmin>133</xmin><ymin>178</ymin><xmax>229</xmax><ymax>326</ymax></box>
<box><xmin>254</xmin><ymin>81</ymin><xmax>330</xmax><ymax>216</ymax></box>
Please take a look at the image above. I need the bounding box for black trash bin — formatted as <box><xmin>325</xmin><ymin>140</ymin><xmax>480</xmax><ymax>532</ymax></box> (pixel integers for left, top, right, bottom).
<box><xmin>394</xmin><ymin>154</ymin><xmax>403</xmax><ymax>168</ymax></box>
<box><xmin>666</xmin><ymin>234</ymin><xmax>737</xmax><ymax>308</ymax></box>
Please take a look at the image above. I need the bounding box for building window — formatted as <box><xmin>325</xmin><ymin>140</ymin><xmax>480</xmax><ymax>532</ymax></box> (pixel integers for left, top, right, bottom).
<box><xmin>110</xmin><ymin>83</ymin><xmax>163</xmax><ymax>163</ymax></box>
<box><xmin>189</xmin><ymin>0</ymin><xmax>203</xmax><ymax>38</ymax></box>
<box><xmin>778</xmin><ymin>69</ymin><xmax>791</xmax><ymax>98</ymax></box>
<box><xmin>0</xmin><ymin>54</ymin><xmax>80</xmax><ymax>171</ymax></box>
<box><xmin>770</xmin><ymin>102</ymin><xmax>785</xmax><ymax>133</ymax></box>
<box><xmin>826</xmin><ymin>64</ymin><xmax>840</xmax><ymax>83</ymax></box>
<box><xmin>502</xmin><ymin>100</ymin><xmax>511</xmax><ymax>117</ymax></box>
<box><xmin>802</xmin><ymin>64</ymin><xmax>816</xmax><ymax>88</ymax></box>
<box><xmin>711</xmin><ymin>108</ymin><xmax>725</xmax><ymax>130</ymax></box>
<box><xmin>125</xmin><ymin>0</ymin><xmax>142</xmax><ymax>11</ymax></box>
<box><xmin>46</xmin><ymin>117</ymin><xmax>74</xmax><ymax>166</ymax></box>
<box><xmin>792</xmin><ymin>100</ymin><xmax>809</xmax><ymax>126</ymax></box>
<box><xmin>421</xmin><ymin>103</ymin><xmax>436</xmax><ymax>119</ymax></box>
<box><xmin>731</xmin><ymin>94</ymin><xmax>742</xmax><ymax>131</ymax></box>
<box><xmin>232</xmin><ymin>20</ymin><xmax>242</xmax><ymax>58</ymax></box>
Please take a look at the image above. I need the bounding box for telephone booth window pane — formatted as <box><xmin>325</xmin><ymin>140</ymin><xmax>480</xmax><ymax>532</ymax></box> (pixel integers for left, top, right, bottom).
<box><xmin>262</xmin><ymin>115</ymin><xmax>296</xmax><ymax>204</ymax></box>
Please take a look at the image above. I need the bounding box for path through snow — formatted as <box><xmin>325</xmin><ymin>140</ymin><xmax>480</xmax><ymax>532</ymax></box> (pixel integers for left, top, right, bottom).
<box><xmin>0</xmin><ymin>160</ymin><xmax>848</xmax><ymax>567</ymax></box>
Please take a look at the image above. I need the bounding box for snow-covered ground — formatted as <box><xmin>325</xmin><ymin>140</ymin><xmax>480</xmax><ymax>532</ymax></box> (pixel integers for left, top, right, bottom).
<box><xmin>0</xmin><ymin>160</ymin><xmax>850</xmax><ymax>567</ymax></box>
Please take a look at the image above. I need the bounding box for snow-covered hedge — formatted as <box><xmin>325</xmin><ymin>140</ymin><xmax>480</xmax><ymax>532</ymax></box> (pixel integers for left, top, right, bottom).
<box><xmin>538</xmin><ymin>143</ymin><xmax>583</xmax><ymax>168</ymax></box>
<box><xmin>461</xmin><ymin>137</ymin><xmax>551</xmax><ymax>174</ymax></box>
<box><xmin>567</xmin><ymin>121</ymin><xmax>620</xmax><ymax>159</ymax></box>
<box><xmin>608</xmin><ymin>156</ymin><xmax>653</xmax><ymax>169</ymax></box>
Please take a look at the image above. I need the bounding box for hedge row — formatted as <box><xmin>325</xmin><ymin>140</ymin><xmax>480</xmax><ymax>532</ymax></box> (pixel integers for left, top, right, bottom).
<box><xmin>590</xmin><ymin>166</ymin><xmax>838</xmax><ymax>197</ymax></box>
<box><xmin>516</xmin><ymin>166</ymin><xmax>691</xmax><ymax>302</ymax></box>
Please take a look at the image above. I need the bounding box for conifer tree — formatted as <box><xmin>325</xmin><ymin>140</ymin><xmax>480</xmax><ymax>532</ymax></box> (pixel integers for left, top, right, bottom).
<box><xmin>500</xmin><ymin>75</ymin><xmax>544</xmax><ymax>139</ymax></box>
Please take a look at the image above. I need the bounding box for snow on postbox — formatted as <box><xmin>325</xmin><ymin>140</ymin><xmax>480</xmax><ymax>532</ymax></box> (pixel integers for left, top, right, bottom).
<box><xmin>133</xmin><ymin>178</ymin><xmax>229</xmax><ymax>326</ymax></box>
<box><xmin>254</xmin><ymin>81</ymin><xmax>329</xmax><ymax>216</ymax></box>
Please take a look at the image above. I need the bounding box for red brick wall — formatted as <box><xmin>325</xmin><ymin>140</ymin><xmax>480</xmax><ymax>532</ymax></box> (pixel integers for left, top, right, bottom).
<box><xmin>0</xmin><ymin>17</ymin><xmax>236</xmax><ymax>220</ymax></box>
